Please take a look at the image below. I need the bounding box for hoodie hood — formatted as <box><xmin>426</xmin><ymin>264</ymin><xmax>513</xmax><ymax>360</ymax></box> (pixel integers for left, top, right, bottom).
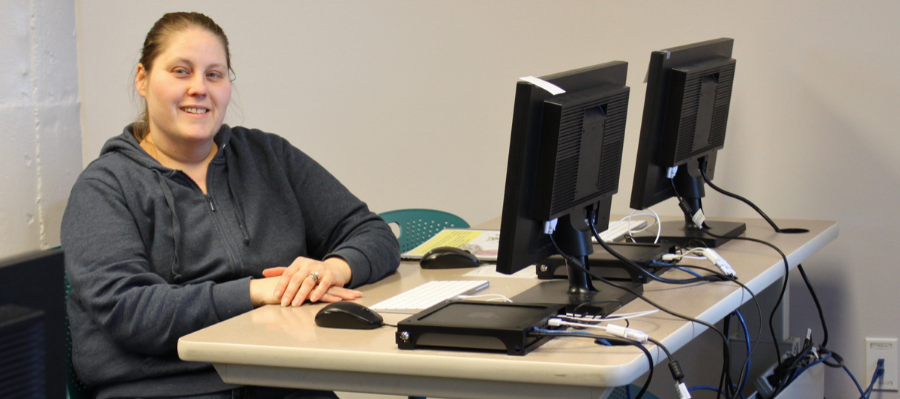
<box><xmin>101</xmin><ymin>124</ymin><xmax>233</xmax><ymax>169</ymax></box>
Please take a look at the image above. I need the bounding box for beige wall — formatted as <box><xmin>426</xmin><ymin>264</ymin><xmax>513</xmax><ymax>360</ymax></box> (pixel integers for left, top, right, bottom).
<box><xmin>76</xmin><ymin>1</ymin><xmax>900</xmax><ymax>397</ymax></box>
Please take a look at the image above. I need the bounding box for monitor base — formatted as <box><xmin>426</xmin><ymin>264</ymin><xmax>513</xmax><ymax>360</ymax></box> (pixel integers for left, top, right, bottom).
<box><xmin>510</xmin><ymin>280</ymin><xmax>642</xmax><ymax>316</ymax></box>
<box><xmin>537</xmin><ymin>242</ymin><xmax>674</xmax><ymax>283</ymax></box>
<box><xmin>632</xmin><ymin>220</ymin><xmax>746</xmax><ymax>248</ymax></box>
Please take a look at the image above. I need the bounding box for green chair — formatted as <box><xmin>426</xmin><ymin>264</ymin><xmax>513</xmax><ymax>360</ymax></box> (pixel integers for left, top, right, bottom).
<box><xmin>379</xmin><ymin>209</ymin><xmax>469</xmax><ymax>253</ymax></box>
<box><xmin>65</xmin><ymin>274</ymin><xmax>94</xmax><ymax>399</ymax></box>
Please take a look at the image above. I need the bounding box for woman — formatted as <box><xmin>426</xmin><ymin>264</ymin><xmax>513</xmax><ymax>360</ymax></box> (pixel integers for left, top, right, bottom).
<box><xmin>61</xmin><ymin>12</ymin><xmax>400</xmax><ymax>399</ymax></box>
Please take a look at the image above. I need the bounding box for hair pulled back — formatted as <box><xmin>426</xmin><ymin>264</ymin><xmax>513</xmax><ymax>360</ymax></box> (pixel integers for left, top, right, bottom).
<box><xmin>133</xmin><ymin>12</ymin><xmax>232</xmax><ymax>140</ymax></box>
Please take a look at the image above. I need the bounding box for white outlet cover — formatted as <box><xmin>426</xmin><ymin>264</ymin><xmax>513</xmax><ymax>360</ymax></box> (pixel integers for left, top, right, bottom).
<box><xmin>866</xmin><ymin>338</ymin><xmax>898</xmax><ymax>392</ymax></box>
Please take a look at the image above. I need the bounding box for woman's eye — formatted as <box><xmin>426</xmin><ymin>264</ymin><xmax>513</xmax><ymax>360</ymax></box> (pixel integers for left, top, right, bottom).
<box><xmin>207</xmin><ymin>72</ymin><xmax>222</xmax><ymax>79</ymax></box>
<box><xmin>174</xmin><ymin>69</ymin><xmax>189</xmax><ymax>75</ymax></box>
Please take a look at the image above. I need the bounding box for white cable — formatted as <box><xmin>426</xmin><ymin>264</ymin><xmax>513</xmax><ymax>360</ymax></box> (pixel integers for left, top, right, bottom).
<box><xmin>603</xmin><ymin>209</ymin><xmax>661</xmax><ymax>243</ymax></box>
<box><xmin>624</xmin><ymin>208</ymin><xmax>662</xmax><ymax>244</ymax></box>
<box><xmin>564</xmin><ymin>309</ymin><xmax>659</xmax><ymax>322</ymax></box>
<box><xmin>549</xmin><ymin>319</ymin><xmax>650</xmax><ymax>343</ymax></box>
<box><xmin>661</xmin><ymin>247</ymin><xmax>736</xmax><ymax>278</ymax></box>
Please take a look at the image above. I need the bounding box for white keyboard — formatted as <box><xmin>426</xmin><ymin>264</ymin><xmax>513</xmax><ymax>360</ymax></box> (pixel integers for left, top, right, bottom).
<box><xmin>370</xmin><ymin>280</ymin><xmax>490</xmax><ymax>314</ymax></box>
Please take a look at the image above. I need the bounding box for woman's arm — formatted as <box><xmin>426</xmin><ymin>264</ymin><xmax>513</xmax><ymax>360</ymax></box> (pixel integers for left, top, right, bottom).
<box><xmin>268</xmin><ymin>133</ymin><xmax>401</xmax><ymax>298</ymax></box>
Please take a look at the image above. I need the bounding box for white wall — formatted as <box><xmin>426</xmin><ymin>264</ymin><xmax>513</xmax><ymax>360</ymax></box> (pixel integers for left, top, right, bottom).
<box><xmin>75</xmin><ymin>1</ymin><xmax>900</xmax><ymax>397</ymax></box>
<box><xmin>0</xmin><ymin>0</ymin><xmax>82</xmax><ymax>258</ymax></box>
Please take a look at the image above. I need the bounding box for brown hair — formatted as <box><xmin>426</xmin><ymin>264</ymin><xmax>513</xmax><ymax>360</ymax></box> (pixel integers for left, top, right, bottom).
<box><xmin>133</xmin><ymin>12</ymin><xmax>233</xmax><ymax>140</ymax></box>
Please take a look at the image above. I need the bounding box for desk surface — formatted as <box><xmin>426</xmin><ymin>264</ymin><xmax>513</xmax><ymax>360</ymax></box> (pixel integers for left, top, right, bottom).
<box><xmin>178</xmin><ymin>217</ymin><xmax>838</xmax><ymax>399</ymax></box>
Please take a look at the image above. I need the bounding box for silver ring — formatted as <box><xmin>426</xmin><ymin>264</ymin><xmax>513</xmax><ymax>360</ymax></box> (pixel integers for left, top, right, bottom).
<box><xmin>307</xmin><ymin>271</ymin><xmax>320</xmax><ymax>284</ymax></box>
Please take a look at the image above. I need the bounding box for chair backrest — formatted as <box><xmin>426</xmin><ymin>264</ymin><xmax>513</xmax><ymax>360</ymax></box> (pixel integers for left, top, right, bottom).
<box><xmin>65</xmin><ymin>274</ymin><xmax>94</xmax><ymax>399</ymax></box>
<box><xmin>379</xmin><ymin>209</ymin><xmax>469</xmax><ymax>253</ymax></box>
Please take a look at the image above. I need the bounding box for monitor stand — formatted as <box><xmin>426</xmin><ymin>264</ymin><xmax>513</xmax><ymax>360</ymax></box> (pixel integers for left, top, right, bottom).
<box><xmin>632</xmin><ymin>165</ymin><xmax>746</xmax><ymax>248</ymax></box>
<box><xmin>510</xmin><ymin>279</ymin><xmax>642</xmax><ymax>317</ymax></box>
<box><xmin>632</xmin><ymin>220</ymin><xmax>745</xmax><ymax>248</ymax></box>
<box><xmin>510</xmin><ymin>214</ymin><xmax>640</xmax><ymax>317</ymax></box>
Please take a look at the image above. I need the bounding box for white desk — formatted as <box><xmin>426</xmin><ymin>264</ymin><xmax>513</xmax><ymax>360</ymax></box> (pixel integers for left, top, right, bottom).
<box><xmin>178</xmin><ymin>218</ymin><xmax>838</xmax><ymax>399</ymax></box>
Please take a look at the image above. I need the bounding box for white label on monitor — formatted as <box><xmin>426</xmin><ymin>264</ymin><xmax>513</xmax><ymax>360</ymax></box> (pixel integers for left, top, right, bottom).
<box><xmin>519</xmin><ymin>76</ymin><xmax>566</xmax><ymax>95</ymax></box>
<box><xmin>692</xmin><ymin>209</ymin><xmax>706</xmax><ymax>227</ymax></box>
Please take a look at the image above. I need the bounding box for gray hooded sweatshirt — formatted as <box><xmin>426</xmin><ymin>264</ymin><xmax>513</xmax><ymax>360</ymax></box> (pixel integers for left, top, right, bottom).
<box><xmin>61</xmin><ymin>124</ymin><xmax>400</xmax><ymax>398</ymax></box>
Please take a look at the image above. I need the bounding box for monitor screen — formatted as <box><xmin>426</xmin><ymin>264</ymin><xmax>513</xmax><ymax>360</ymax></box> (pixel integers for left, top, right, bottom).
<box><xmin>629</xmin><ymin>38</ymin><xmax>745</xmax><ymax>247</ymax></box>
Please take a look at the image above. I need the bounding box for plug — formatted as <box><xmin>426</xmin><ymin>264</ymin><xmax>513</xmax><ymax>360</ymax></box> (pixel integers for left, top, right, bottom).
<box><xmin>701</xmin><ymin>248</ymin><xmax>736</xmax><ymax>277</ymax></box>
<box><xmin>606</xmin><ymin>324</ymin><xmax>649</xmax><ymax>343</ymax></box>
<box><xmin>879</xmin><ymin>358</ymin><xmax>886</xmax><ymax>380</ymax></box>
<box><xmin>667</xmin><ymin>166</ymin><xmax>679</xmax><ymax>179</ymax></box>
<box><xmin>675</xmin><ymin>381</ymin><xmax>691</xmax><ymax>399</ymax></box>
<box><xmin>661</xmin><ymin>253</ymin><xmax>681</xmax><ymax>262</ymax></box>
<box><xmin>543</xmin><ymin>218</ymin><xmax>558</xmax><ymax>234</ymax></box>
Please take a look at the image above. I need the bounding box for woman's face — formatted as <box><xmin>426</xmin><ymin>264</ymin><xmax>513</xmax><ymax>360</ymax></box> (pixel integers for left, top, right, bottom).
<box><xmin>136</xmin><ymin>28</ymin><xmax>231</xmax><ymax>147</ymax></box>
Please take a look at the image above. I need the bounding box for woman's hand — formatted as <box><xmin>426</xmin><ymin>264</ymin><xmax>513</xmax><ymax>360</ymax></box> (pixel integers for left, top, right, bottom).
<box><xmin>262</xmin><ymin>256</ymin><xmax>360</xmax><ymax>307</ymax></box>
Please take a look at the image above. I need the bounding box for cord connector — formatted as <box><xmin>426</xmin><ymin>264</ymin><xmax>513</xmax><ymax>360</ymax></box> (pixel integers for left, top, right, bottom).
<box><xmin>675</xmin><ymin>381</ymin><xmax>691</xmax><ymax>399</ymax></box>
<box><xmin>667</xmin><ymin>166</ymin><xmax>678</xmax><ymax>179</ymax></box>
<box><xmin>701</xmin><ymin>248</ymin><xmax>736</xmax><ymax>277</ymax></box>
<box><xmin>543</xmin><ymin>218</ymin><xmax>558</xmax><ymax>234</ymax></box>
<box><xmin>606</xmin><ymin>324</ymin><xmax>650</xmax><ymax>343</ymax></box>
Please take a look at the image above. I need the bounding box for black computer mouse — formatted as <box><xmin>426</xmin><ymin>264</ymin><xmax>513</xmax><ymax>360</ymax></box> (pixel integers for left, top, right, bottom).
<box><xmin>314</xmin><ymin>301</ymin><xmax>384</xmax><ymax>330</ymax></box>
<box><xmin>419</xmin><ymin>246</ymin><xmax>481</xmax><ymax>269</ymax></box>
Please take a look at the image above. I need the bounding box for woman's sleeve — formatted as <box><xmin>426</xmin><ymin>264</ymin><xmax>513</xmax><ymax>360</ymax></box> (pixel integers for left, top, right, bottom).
<box><xmin>274</xmin><ymin>136</ymin><xmax>401</xmax><ymax>287</ymax></box>
<box><xmin>61</xmin><ymin>176</ymin><xmax>254</xmax><ymax>356</ymax></box>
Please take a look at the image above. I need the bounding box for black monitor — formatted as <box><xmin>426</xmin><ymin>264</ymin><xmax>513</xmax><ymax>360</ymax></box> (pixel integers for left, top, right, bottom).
<box><xmin>0</xmin><ymin>249</ymin><xmax>66</xmax><ymax>398</ymax></box>
<box><xmin>630</xmin><ymin>38</ymin><xmax>746</xmax><ymax>247</ymax></box>
<box><xmin>496</xmin><ymin>61</ymin><xmax>641</xmax><ymax>314</ymax></box>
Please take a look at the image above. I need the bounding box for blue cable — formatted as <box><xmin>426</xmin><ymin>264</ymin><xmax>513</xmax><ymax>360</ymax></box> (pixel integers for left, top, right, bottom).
<box><xmin>790</xmin><ymin>352</ymin><xmax>831</xmax><ymax>385</ymax></box>
<box><xmin>688</xmin><ymin>385</ymin><xmax>726</xmax><ymax>395</ymax></box>
<box><xmin>675</xmin><ymin>266</ymin><xmax>703</xmax><ymax>278</ymax></box>
<box><xmin>625</xmin><ymin>384</ymin><xmax>632</xmax><ymax>399</ymax></box>
<box><xmin>862</xmin><ymin>359</ymin><xmax>885</xmax><ymax>399</ymax></box>
<box><xmin>841</xmin><ymin>364</ymin><xmax>868</xmax><ymax>398</ymax></box>
<box><xmin>735</xmin><ymin>310</ymin><xmax>751</xmax><ymax>399</ymax></box>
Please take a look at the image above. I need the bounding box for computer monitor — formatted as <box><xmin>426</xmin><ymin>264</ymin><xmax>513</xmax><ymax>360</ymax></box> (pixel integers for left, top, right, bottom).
<box><xmin>630</xmin><ymin>38</ymin><xmax>746</xmax><ymax>247</ymax></box>
<box><xmin>496</xmin><ymin>61</ymin><xmax>641</xmax><ymax>314</ymax></box>
<box><xmin>0</xmin><ymin>249</ymin><xmax>66</xmax><ymax>398</ymax></box>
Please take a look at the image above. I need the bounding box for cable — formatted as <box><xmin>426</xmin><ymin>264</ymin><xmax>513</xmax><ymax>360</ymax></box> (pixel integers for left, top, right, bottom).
<box><xmin>699</xmin><ymin>227</ymin><xmax>790</xmax><ymax>373</ymax></box>
<box><xmin>590</xmin><ymin>223</ymin><xmax>727</xmax><ymax>285</ymax></box>
<box><xmin>548</xmin><ymin>235</ymin><xmax>735</xmax><ymax>399</ymax></box>
<box><xmin>651</xmin><ymin>262</ymin><xmax>762</xmax><ymax>396</ymax></box>
<box><xmin>530</xmin><ymin>329</ymin><xmax>654</xmax><ymax>399</ymax></box>
<box><xmin>796</xmin><ymin>264</ymin><xmax>829</xmax><ymax>348</ymax></box>
<box><xmin>698</xmin><ymin>158</ymin><xmax>781</xmax><ymax>233</ymax></box>
<box><xmin>735</xmin><ymin>310</ymin><xmax>751</xmax><ymax>398</ymax></box>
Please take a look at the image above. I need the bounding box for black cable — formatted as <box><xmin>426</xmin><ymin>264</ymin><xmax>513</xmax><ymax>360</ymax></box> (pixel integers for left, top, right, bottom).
<box><xmin>548</xmin><ymin>235</ymin><xmax>736</xmax><ymax>399</ymax></box>
<box><xmin>590</xmin><ymin>223</ymin><xmax>726</xmax><ymax>285</ymax></box>
<box><xmin>699</xmin><ymin>227</ymin><xmax>790</xmax><ymax>374</ymax></box>
<box><xmin>699</xmin><ymin>158</ymin><xmax>782</xmax><ymax>233</ymax></box>
<box><xmin>651</xmin><ymin>263</ymin><xmax>762</xmax><ymax>395</ymax></box>
<box><xmin>647</xmin><ymin>337</ymin><xmax>672</xmax><ymax>362</ymax></box>
<box><xmin>796</xmin><ymin>264</ymin><xmax>829</xmax><ymax>348</ymax></box>
<box><xmin>530</xmin><ymin>330</ymin><xmax>653</xmax><ymax>399</ymax></box>
<box><xmin>721</xmin><ymin>313</ymin><xmax>734</xmax><ymax>398</ymax></box>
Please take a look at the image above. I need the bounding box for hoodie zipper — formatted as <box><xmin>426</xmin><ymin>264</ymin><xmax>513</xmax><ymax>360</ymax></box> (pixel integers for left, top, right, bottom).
<box><xmin>177</xmin><ymin>171</ymin><xmax>240</xmax><ymax>277</ymax></box>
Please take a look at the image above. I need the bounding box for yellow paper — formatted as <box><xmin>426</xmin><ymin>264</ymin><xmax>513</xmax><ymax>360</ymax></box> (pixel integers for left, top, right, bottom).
<box><xmin>406</xmin><ymin>230</ymin><xmax>483</xmax><ymax>256</ymax></box>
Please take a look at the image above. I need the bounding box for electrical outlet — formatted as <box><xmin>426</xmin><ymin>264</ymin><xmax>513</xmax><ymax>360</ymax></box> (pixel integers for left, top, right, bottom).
<box><xmin>866</xmin><ymin>338</ymin><xmax>898</xmax><ymax>391</ymax></box>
